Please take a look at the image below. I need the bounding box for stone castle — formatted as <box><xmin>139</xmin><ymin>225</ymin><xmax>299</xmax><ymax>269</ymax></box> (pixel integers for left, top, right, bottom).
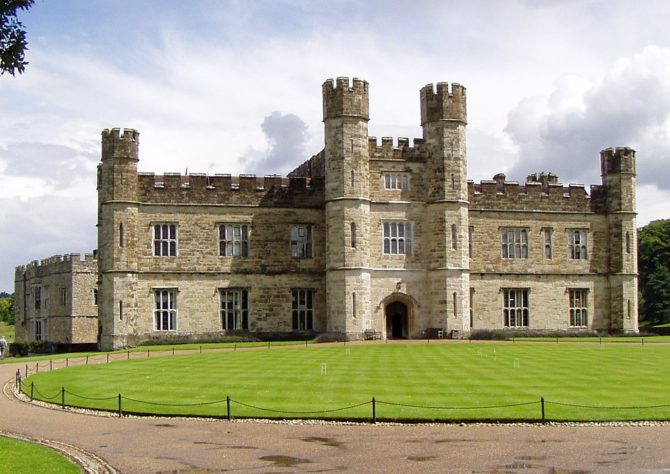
<box><xmin>16</xmin><ymin>78</ymin><xmax>638</xmax><ymax>350</ymax></box>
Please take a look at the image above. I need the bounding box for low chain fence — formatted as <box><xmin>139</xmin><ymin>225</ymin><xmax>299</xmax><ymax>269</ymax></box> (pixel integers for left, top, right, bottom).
<box><xmin>11</xmin><ymin>342</ymin><xmax>670</xmax><ymax>424</ymax></box>
<box><xmin>14</xmin><ymin>372</ymin><xmax>670</xmax><ymax>424</ymax></box>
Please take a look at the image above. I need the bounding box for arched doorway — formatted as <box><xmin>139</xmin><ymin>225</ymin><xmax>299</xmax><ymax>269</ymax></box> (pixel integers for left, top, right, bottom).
<box><xmin>386</xmin><ymin>301</ymin><xmax>408</xmax><ymax>339</ymax></box>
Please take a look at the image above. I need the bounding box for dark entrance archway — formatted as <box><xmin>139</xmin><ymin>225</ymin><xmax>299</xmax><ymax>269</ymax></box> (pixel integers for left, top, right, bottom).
<box><xmin>386</xmin><ymin>301</ymin><xmax>408</xmax><ymax>339</ymax></box>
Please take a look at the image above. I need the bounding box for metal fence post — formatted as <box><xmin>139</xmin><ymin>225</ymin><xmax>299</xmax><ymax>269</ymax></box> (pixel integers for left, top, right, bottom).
<box><xmin>227</xmin><ymin>396</ymin><xmax>231</xmax><ymax>420</ymax></box>
<box><xmin>541</xmin><ymin>397</ymin><xmax>545</xmax><ymax>424</ymax></box>
<box><xmin>30</xmin><ymin>381</ymin><xmax>34</xmax><ymax>401</ymax></box>
<box><xmin>61</xmin><ymin>387</ymin><xmax>65</xmax><ymax>409</ymax></box>
<box><xmin>372</xmin><ymin>396</ymin><xmax>376</xmax><ymax>424</ymax></box>
<box><xmin>118</xmin><ymin>393</ymin><xmax>122</xmax><ymax>417</ymax></box>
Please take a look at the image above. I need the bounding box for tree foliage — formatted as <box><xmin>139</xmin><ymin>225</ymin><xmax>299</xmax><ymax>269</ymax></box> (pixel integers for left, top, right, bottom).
<box><xmin>638</xmin><ymin>219</ymin><xmax>670</xmax><ymax>326</ymax></box>
<box><xmin>0</xmin><ymin>0</ymin><xmax>34</xmax><ymax>76</ymax></box>
<box><xmin>0</xmin><ymin>295</ymin><xmax>13</xmax><ymax>325</ymax></box>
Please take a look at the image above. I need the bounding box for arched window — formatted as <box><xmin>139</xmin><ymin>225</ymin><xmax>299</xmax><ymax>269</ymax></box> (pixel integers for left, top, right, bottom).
<box><xmin>119</xmin><ymin>223</ymin><xmax>125</xmax><ymax>248</ymax></box>
<box><xmin>351</xmin><ymin>169</ymin><xmax>355</xmax><ymax>188</ymax></box>
<box><xmin>351</xmin><ymin>222</ymin><xmax>357</xmax><ymax>248</ymax></box>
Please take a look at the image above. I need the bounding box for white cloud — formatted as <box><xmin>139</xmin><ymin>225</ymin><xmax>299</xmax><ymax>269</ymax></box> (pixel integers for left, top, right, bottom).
<box><xmin>505</xmin><ymin>46</ymin><xmax>670</xmax><ymax>189</ymax></box>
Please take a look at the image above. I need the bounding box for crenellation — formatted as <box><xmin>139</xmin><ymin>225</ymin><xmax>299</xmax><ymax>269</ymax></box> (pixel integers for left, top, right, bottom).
<box><xmin>322</xmin><ymin>76</ymin><xmax>369</xmax><ymax>120</ymax></box>
<box><xmin>367</xmin><ymin>136</ymin><xmax>427</xmax><ymax>162</ymax></box>
<box><xmin>420</xmin><ymin>82</ymin><xmax>467</xmax><ymax>125</ymax></box>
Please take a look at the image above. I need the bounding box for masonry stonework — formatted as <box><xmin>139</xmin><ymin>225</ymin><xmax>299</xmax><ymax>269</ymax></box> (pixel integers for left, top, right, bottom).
<box><xmin>18</xmin><ymin>77</ymin><xmax>638</xmax><ymax>350</ymax></box>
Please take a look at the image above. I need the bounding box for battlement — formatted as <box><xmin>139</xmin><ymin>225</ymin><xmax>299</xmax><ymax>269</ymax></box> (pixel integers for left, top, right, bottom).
<box><xmin>16</xmin><ymin>253</ymin><xmax>97</xmax><ymax>278</ymax></box>
<box><xmin>420</xmin><ymin>82</ymin><xmax>467</xmax><ymax>125</ymax></box>
<box><xmin>101</xmin><ymin>127</ymin><xmax>139</xmax><ymax>160</ymax></box>
<box><xmin>367</xmin><ymin>136</ymin><xmax>427</xmax><ymax>161</ymax></box>
<box><xmin>468</xmin><ymin>173</ymin><xmax>607</xmax><ymax>213</ymax></box>
<box><xmin>322</xmin><ymin>77</ymin><xmax>369</xmax><ymax>121</ymax></box>
<box><xmin>601</xmin><ymin>146</ymin><xmax>636</xmax><ymax>176</ymax></box>
<box><xmin>135</xmin><ymin>172</ymin><xmax>325</xmax><ymax>207</ymax></box>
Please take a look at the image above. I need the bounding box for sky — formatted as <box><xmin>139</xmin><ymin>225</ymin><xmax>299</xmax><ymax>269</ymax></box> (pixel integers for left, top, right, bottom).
<box><xmin>1</xmin><ymin>0</ymin><xmax>670</xmax><ymax>292</ymax></box>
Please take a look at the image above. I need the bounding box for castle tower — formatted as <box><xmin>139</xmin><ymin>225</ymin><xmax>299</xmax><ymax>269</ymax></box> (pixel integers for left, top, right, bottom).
<box><xmin>601</xmin><ymin>147</ymin><xmax>638</xmax><ymax>333</ymax></box>
<box><xmin>323</xmin><ymin>78</ymin><xmax>372</xmax><ymax>337</ymax></box>
<box><xmin>98</xmin><ymin>128</ymin><xmax>140</xmax><ymax>350</ymax></box>
<box><xmin>420</xmin><ymin>83</ymin><xmax>470</xmax><ymax>334</ymax></box>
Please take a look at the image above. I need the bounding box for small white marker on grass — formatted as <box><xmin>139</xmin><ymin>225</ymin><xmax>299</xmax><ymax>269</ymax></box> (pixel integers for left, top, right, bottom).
<box><xmin>514</xmin><ymin>358</ymin><xmax>520</xmax><ymax>369</ymax></box>
<box><xmin>320</xmin><ymin>363</ymin><xmax>327</xmax><ymax>375</ymax></box>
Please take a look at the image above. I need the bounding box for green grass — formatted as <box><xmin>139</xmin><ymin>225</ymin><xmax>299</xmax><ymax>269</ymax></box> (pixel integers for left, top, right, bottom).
<box><xmin>22</xmin><ymin>342</ymin><xmax>670</xmax><ymax>422</ymax></box>
<box><xmin>0</xmin><ymin>321</ymin><xmax>14</xmax><ymax>342</ymax></box>
<box><xmin>0</xmin><ymin>436</ymin><xmax>81</xmax><ymax>473</ymax></box>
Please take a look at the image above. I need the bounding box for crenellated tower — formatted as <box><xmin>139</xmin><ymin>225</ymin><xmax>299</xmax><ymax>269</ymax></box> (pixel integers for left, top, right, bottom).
<box><xmin>420</xmin><ymin>83</ymin><xmax>470</xmax><ymax>334</ymax></box>
<box><xmin>323</xmin><ymin>77</ymin><xmax>372</xmax><ymax>337</ymax></box>
<box><xmin>98</xmin><ymin>128</ymin><xmax>140</xmax><ymax>350</ymax></box>
<box><xmin>601</xmin><ymin>147</ymin><xmax>638</xmax><ymax>332</ymax></box>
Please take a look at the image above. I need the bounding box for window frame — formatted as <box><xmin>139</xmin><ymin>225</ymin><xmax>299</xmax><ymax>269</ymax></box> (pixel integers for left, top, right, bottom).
<box><xmin>501</xmin><ymin>228</ymin><xmax>529</xmax><ymax>259</ymax></box>
<box><xmin>383</xmin><ymin>172</ymin><xmax>410</xmax><ymax>190</ymax></box>
<box><xmin>219</xmin><ymin>288</ymin><xmax>249</xmax><ymax>330</ymax></box>
<box><xmin>568</xmin><ymin>229</ymin><xmax>588</xmax><ymax>260</ymax></box>
<box><xmin>219</xmin><ymin>223</ymin><xmax>250</xmax><ymax>257</ymax></box>
<box><xmin>503</xmin><ymin>288</ymin><xmax>529</xmax><ymax>328</ymax></box>
<box><xmin>383</xmin><ymin>221</ymin><xmax>413</xmax><ymax>255</ymax></box>
<box><xmin>153</xmin><ymin>223</ymin><xmax>178</xmax><ymax>257</ymax></box>
<box><xmin>153</xmin><ymin>288</ymin><xmax>178</xmax><ymax>331</ymax></box>
<box><xmin>543</xmin><ymin>227</ymin><xmax>552</xmax><ymax>259</ymax></box>
<box><xmin>568</xmin><ymin>288</ymin><xmax>588</xmax><ymax>327</ymax></box>
<box><xmin>290</xmin><ymin>224</ymin><xmax>313</xmax><ymax>259</ymax></box>
<box><xmin>292</xmin><ymin>288</ymin><xmax>314</xmax><ymax>330</ymax></box>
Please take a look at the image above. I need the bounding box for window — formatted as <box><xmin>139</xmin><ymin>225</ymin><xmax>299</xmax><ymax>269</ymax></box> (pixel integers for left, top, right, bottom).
<box><xmin>451</xmin><ymin>224</ymin><xmax>458</xmax><ymax>250</ymax></box>
<box><xmin>501</xmin><ymin>228</ymin><xmax>528</xmax><ymax>259</ymax></box>
<box><xmin>569</xmin><ymin>289</ymin><xmax>588</xmax><ymax>327</ymax></box>
<box><xmin>219</xmin><ymin>224</ymin><xmax>249</xmax><ymax>257</ymax></box>
<box><xmin>292</xmin><ymin>289</ymin><xmax>314</xmax><ymax>330</ymax></box>
<box><xmin>153</xmin><ymin>224</ymin><xmax>178</xmax><ymax>256</ymax></box>
<box><xmin>626</xmin><ymin>231</ymin><xmax>631</xmax><ymax>254</ymax></box>
<box><xmin>154</xmin><ymin>289</ymin><xmax>177</xmax><ymax>331</ymax></box>
<box><xmin>33</xmin><ymin>286</ymin><xmax>41</xmax><ymax>310</ymax></box>
<box><xmin>34</xmin><ymin>319</ymin><xmax>42</xmax><ymax>341</ymax></box>
<box><xmin>452</xmin><ymin>292</ymin><xmax>457</xmax><ymax>318</ymax></box>
<box><xmin>351</xmin><ymin>222</ymin><xmax>357</xmax><ymax>248</ymax></box>
<box><xmin>290</xmin><ymin>225</ymin><xmax>313</xmax><ymax>258</ymax></box>
<box><xmin>59</xmin><ymin>288</ymin><xmax>67</xmax><ymax>307</ymax></box>
<box><xmin>93</xmin><ymin>288</ymin><xmax>98</xmax><ymax>305</ymax></box>
<box><xmin>352</xmin><ymin>292</ymin><xmax>357</xmax><ymax>317</ymax></box>
<box><xmin>543</xmin><ymin>228</ymin><xmax>552</xmax><ymax>259</ymax></box>
<box><xmin>43</xmin><ymin>286</ymin><xmax>49</xmax><ymax>310</ymax></box>
<box><xmin>384</xmin><ymin>173</ymin><xmax>409</xmax><ymax>190</ymax></box>
<box><xmin>468</xmin><ymin>226</ymin><xmax>474</xmax><ymax>258</ymax></box>
<box><xmin>119</xmin><ymin>300</ymin><xmax>123</xmax><ymax>320</ymax></box>
<box><xmin>568</xmin><ymin>229</ymin><xmax>588</xmax><ymax>260</ymax></box>
<box><xmin>503</xmin><ymin>289</ymin><xmax>529</xmax><ymax>327</ymax></box>
<box><xmin>383</xmin><ymin>221</ymin><xmax>412</xmax><ymax>255</ymax></box>
<box><xmin>351</xmin><ymin>169</ymin><xmax>355</xmax><ymax>187</ymax></box>
<box><xmin>119</xmin><ymin>223</ymin><xmax>124</xmax><ymax>248</ymax></box>
<box><xmin>220</xmin><ymin>289</ymin><xmax>249</xmax><ymax>330</ymax></box>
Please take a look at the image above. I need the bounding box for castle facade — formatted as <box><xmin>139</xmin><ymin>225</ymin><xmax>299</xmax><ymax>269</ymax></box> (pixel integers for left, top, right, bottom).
<box><xmin>17</xmin><ymin>77</ymin><xmax>638</xmax><ymax>350</ymax></box>
<box><xmin>14</xmin><ymin>253</ymin><xmax>98</xmax><ymax>348</ymax></box>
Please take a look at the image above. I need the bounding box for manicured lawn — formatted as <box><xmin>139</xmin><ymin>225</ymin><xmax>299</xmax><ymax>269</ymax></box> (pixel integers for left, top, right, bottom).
<box><xmin>0</xmin><ymin>436</ymin><xmax>81</xmax><ymax>474</ymax></box>
<box><xmin>0</xmin><ymin>321</ymin><xmax>14</xmax><ymax>342</ymax></box>
<box><xmin>22</xmin><ymin>342</ymin><xmax>670</xmax><ymax>422</ymax></box>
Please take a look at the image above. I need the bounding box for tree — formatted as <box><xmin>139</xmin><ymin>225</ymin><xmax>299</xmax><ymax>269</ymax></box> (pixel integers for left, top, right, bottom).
<box><xmin>1</xmin><ymin>0</ymin><xmax>34</xmax><ymax>76</ymax></box>
<box><xmin>638</xmin><ymin>219</ymin><xmax>670</xmax><ymax>326</ymax></box>
<box><xmin>0</xmin><ymin>295</ymin><xmax>13</xmax><ymax>325</ymax></box>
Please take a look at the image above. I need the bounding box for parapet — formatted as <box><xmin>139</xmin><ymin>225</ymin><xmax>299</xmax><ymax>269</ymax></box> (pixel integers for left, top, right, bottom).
<box><xmin>367</xmin><ymin>137</ymin><xmax>426</xmax><ymax>161</ymax></box>
<box><xmin>468</xmin><ymin>173</ymin><xmax>604</xmax><ymax>213</ymax></box>
<box><xmin>16</xmin><ymin>253</ymin><xmax>98</xmax><ymax>278</ymax></box>
<box><xmin>101</xmin><ymin>128</ymin><xmax>139</xmax><ymax>161</ymax></box>
<box><xmin>420</xmin><ymin>82</ymin><xmax>467</xmax><ymax>125</ymax></box>
<box><xmin>600</xmin><ymin>147</ymin><xmax>636</xmax><ymax>176</ymax></box>
<box><xmin>136</xmin><ymin>172</ymin><xmax>325</xmax><ymax>208</ymax></box>
<box><xmin>322</xmin><ymin>77</ymin><xmax>369</xmax><ymax>121</ymax></box>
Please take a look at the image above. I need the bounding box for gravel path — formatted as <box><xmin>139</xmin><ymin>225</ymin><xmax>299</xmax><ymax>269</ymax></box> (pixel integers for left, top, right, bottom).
<box><xmin>2</xmin><ymin>359</ymin><xmax>670</xmax><ymax>473</ymax></box>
